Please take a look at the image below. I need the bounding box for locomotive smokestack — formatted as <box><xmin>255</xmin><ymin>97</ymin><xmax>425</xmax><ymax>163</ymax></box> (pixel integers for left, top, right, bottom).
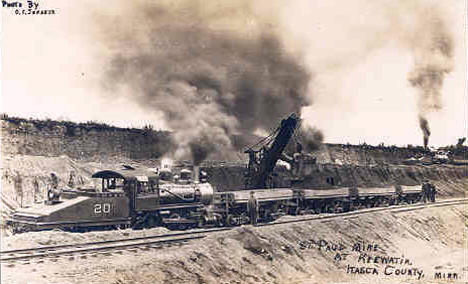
<box><xmin>193</xmin><ymin>165</ymin><xmax>200</xmax><ymax>184</ymax></box>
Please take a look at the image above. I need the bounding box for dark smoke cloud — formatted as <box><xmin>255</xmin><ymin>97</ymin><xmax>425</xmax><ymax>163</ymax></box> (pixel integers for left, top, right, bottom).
<box><xmin>100</xmin><ymin>1</ymin><xmax>312</xmax><ymax>163</ymax></box>
<box><xmin>408</xmin><ymin>9</ymin><xmax>454</xmax><ymax>148</ymax></box>
<box><xmin>300</xmin><ymin>125</ymin><xmax>323</xmax><ymax>152</ymax></box>
<box><xmin>189</xmin><ymin>134</ymin><xmax>217</xmax><ymax>166</ymax></box>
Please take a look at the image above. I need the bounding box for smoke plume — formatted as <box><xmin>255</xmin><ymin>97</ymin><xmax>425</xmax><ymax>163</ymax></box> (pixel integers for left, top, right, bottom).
<box><xmin>300</xmin><ymin>125</ymin><xmax>324</xmax><ymax>152</ymax></box>
<box><xmin>279</xmin><ymin>0</ymin><xmax>458</xmax><ymax>146</ymax></box>
<box><xmin>407</xmin><ymin>5</ymin><xmax>454</xmax><ymax>148</ymax></box>
<box><xmin>99</xmin><ymin>1</ymin><xmax>311</xmax><ymax>163</ymax></box>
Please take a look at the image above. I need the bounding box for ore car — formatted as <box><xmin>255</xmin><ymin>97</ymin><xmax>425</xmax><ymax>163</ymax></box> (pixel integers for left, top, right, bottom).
<box><xmin>295</xmin><ymin>187</ymin><xmax>350</xmax><ymax>214</ymax></box>
<box><xmin>213</xmin><ymin>188</ymin><xmax>295</xmax><ymax>226</ymax></box>
<box><xmin>395</xmin><ymin>185</ymin><xmax>423</xmax><ymax>204</ymax></box>
<box><xmin>353</xmin><ymin>186</ymin><xmax>398</xmax><ymax>208</ymax></box>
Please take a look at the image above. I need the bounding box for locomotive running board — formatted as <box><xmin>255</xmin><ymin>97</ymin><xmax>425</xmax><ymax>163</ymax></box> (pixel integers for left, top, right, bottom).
<box><xmin>9</xmin><ymin>217</ymin><xmax>132</xmax><ymax>228</ymax></box>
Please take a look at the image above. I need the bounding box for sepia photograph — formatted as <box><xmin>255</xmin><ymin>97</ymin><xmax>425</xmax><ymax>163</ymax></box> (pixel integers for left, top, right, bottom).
<box><xmin>1</xmin><ymin>0</ymin><xmax>467</xmax><ymax>283</ymax></box>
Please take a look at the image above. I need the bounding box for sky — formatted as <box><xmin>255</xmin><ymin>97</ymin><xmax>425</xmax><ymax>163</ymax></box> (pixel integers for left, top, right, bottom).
<box><xmin>1</xmin><ymin>0</ymin><xmax>467</xmax><ymax>147</ymax></box>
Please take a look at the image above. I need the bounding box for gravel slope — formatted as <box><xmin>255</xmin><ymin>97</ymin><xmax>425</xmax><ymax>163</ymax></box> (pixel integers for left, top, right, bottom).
<box><xmin>1</xmin><ymin>201</ymin><xmax>466</xmax><ymax>284</ymax></box>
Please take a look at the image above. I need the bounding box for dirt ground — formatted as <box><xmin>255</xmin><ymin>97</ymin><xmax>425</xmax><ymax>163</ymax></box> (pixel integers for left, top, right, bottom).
<box><xmin>1</xmin><ymin>200</ymin><xmax>466</xmax><ymax>284</ymax></box>
<box><xmin>1</xmin><ymin>152</ymin><xmax>467</xmax><ymax>283</ymax></box>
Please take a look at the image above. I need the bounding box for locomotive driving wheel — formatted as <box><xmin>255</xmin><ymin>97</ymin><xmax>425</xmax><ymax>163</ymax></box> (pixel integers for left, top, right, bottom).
<box><xmin>146</xmin><ymin>215</ymin><xmax>161</xmax><ymax>228</ymax></box>
<box><xmin>226</xmin><ymin>214</ymin><xmax>237</xmax><ymax>226</ymax></box>
<box><xmin>167</xmin><ymin>213</ymin><xmax>185</xmax><ymax>230</ymax></box>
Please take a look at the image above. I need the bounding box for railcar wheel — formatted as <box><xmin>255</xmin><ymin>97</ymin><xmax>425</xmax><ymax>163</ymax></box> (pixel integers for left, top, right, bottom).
<box><xmin>356</xmin><ymin>202</ymin><xmax>365</xmax><ymax>210</ymax></box>
<box><xmin>313</xmin><ymin>206</ymin><xmax>322</xmax><ymax>214</ymax></box>
<box><xmin>114</xmin><ymin>224</ymin><xmax>128</xmax><ymax>230</ymax></box>
<box><xmin>197</xmin><ymin>218</ymin><xmax>206</xmax><ymax>228</ymax></box>
<box><xmin>324</xmin><ymin>204</ymin><xmax>333</xmax><ymax>213</ymax></box>
<box><xmin>334</xmin><ymin>202</ymin><xmax>343</xmax><ymax>213</ymax></box>
<box><xmin>293</xmin><ymin>207</ymin><xmax>302</xmax><ymax>216</ymax></box>
<box><xmin>226</xmin><ymin>214</ymin><xmax>236</xmax><ymax>227</ymax></box>
<box><xmin>178</xmin><ymin>224</ymin><xmax>188</xmax><ymax>230</ymax></box>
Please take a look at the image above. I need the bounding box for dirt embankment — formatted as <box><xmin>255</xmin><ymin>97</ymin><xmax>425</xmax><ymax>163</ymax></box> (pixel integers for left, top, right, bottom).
<box><xmin>2</xmin><ymin>202</ymin><xmax>466</xmax><ymax>284</ymax></box>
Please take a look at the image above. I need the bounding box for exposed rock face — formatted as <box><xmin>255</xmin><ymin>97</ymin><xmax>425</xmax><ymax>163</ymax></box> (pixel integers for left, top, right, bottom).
<box><xmin>1</xmin><ymin>118</ymin><xmax>172</xmax><ymax>160</ymax></box>
<box><xmin>3</xmin><ymin>117</ymin><xmax>466</xmax><ymax>164</ymax></box>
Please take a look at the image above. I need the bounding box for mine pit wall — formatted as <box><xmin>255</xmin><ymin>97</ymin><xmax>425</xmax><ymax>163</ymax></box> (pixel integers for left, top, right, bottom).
<box><xmin>3</xmin><ymin>117</ymin><xmax>467</xmax><ymax>164</ymax></box>
<box><xmin>1</xmin><ymin>118</ymin><xmax>173</xmax><ymax>161</ymax></box>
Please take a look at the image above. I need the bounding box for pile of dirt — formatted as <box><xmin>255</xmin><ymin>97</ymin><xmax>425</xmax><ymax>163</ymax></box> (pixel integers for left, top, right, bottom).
<box><xmin>1</xmin><ymin>203</ymin><xmax>465</xmax><ymax>284</ymax></box>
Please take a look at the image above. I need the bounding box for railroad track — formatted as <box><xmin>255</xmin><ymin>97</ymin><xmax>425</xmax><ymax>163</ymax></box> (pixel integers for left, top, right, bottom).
<box><xmin>0</xmin><ymin>227</ymin><xmax>229</xmax><ymax>263</ymax></box>
<box><xmin>265</xmin><ymin>197</ymin><xmax>467</xmax><ymax>227</ymax></box>
<box><xmin>1</xmin><ymin>198</ymin><xmax>465</xmax><ymax>263</ymax></box>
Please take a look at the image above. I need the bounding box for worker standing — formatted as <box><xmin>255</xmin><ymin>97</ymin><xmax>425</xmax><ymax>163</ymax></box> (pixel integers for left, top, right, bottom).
<box><xmin>247</xmin><ymin>191</ymin><xmax>259</xmax><ymax>226</ymax></box>
<box><xmin>430</xmin><ymin>183</ymin><xmax>437</xmax><ymax>202</ymax></box>
<box><xmin>33</xmin><ymin>178</ymin><xmax>41</xmax><ymax>203</ymax></box>
<box><xmin>47</xmin><ymin>173</ymin><xmax>61</xmax><ymax>203</ymax></box>
<box><xmin>422</xmin><ymin>181</ymin><xmax>430</xmax><ymax>203</ymax></box>
<box><xmin>68</xmin><ymin>171</ymin><xmax>76</xmax><ymax>188</ymax></box>
<box><xmin>50</xmin><ymin>173</ymin><xmax>59</xmax><ymax>190</ymax></box>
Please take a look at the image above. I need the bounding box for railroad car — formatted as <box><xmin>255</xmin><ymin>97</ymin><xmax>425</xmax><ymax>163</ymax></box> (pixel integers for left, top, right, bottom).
<box><xmin>213</xmin><ymin>188</ymin><xmax>295</xmax><ymax>226</ymax></box>
<box><xmin>353</xmin><ymin>186</ymin><xmax>398</xmax><ymax>208</ymax></box>
<box><xmin>295</xmin><ymin>187</ymin><xmax>349</xmax><ymax>214</ymax></box>
<box><xmin>395</xmin><ymin>185</ymin><xmax>423</xmax><ymax>204</ymax></box>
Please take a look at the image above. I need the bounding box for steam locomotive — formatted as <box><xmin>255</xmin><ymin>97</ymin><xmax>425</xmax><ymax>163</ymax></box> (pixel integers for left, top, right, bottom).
<box><xmin>7</xmin><ymin>166</ymin><xmax>429</xmax><ymax>233</ymax></box>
